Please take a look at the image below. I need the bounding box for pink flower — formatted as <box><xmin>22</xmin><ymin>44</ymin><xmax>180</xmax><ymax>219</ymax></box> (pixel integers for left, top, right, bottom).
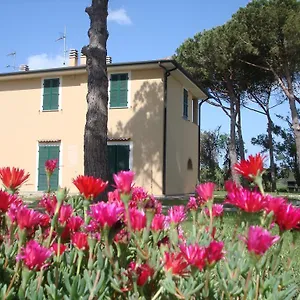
<box><xmin>224</xmin><ymin>180</ymin><xmax>239</xmax><ymax>193</ymax></box>
<box><xmin>39</xmin><ymin>195</ymin><xmax>57</xmax><ymax>216</ymax></box>
<box><xmin>264</xmin><ymin>195</ymin><xmax>287</xmax><ymax>215</ymax></box>
<box><xmin>240</xmin><ymin>226</ymin><xmax>280</xmax><ymax>255</ymax></box>
<box><xmin>273</xmin><ymin>203</ymin><xmax>300</xmax><ymax>231</ymax></box>
<box><xmin>179</xmin><ymin>243</ymin><xmax>207</xmax><ymax>270</ymax></box>
<box><xmin>164</xmin><ymin>252</ymin><xmax>189</xmax><ymax>276</ymax></box>
<box><xmin>167</xmin><ymin>206</ymin><xmax>186</xmax><ymax>224</ymax></box>
<box><xmin>114</xmin><ymin>229</ymin><xmax>130</xmax><ymax>244</ymax></box>
<box><xmin>39</xmin><ymin>214</ymin><xmax>51</xmax><ymax>227</ymax></box>
<box><xmin>17</xmin><ymin>240</ymin><xmax>52</xmax><ymax>270</ymax></box>
<box><xmin>67</xmin><ymin>216</ymin><xmax>84</xmax><ymax>232</ymax></box>
<box><xmin>45</xmin><ymin>159</ymin><xmax>58</xmax><ymax>175</ymax></box>
<box><xmin>151</xmin><ymin>214</ymin><xmax>166</xmax><ymax>231</ymax></box>
<box><xmin>11</xmin><ymin>206</ymin><xmax>43</xmax><ymax>230</ymax></box>
<box><xmin>0</xmin><ymin>190</ymin><xmax>21</xmax><ymax>213</ymax></box>
<box><xmin>89</xmin><ymin>202</ymin><xmax>123</xmax><ymax>227</ymax></box>
<box><xmin>132</xmin><ymin>187</ymin><xmax>148</xmax><ymax>202</ymax></box>
<box><xmin>234</xmin><ymin>154</ymin><xmax>265</xmax><ymax>181</ymax></box>
<box><xmin>195</xmin><ymin>182</ymin><xmax>215</xmax><ymax>203</ymax></box>
<box><xmin>7</xmin><ymin>200</ymin><xmax>23</xmax><ymax>223</ymax></box>
<box><xmin>225</xmin><ymin>187</ymin><xmax>266</xmax><ymax>212</ymax></box>
<box><xmin>128</xmin><ymin>262</ymin><xmax>154</xmax><ymax>286</ymax></box>
<box><xmin>113</xmin><ymin>171</ymin><xmax>135</xmax><ymax>194</ymax></box>
<box><xmin>129</xmin><ymin>208</ymin><xmax>146</xmax><ymax>231</ymax></box>
<box><xmin>58</xmin><ymin>204</ymin><xmax>73</xmax><ymax>224</ymax></box>
<box><xmin>71</xmin><ymin>232</ymin><xmax>89</xmax><ymax>250</ymax></box>
<box><xmin>205</xmin><ymin>241</ymin><xmax>224</xmax><ymax>265</ymax></box>
<box><xmin>187</xmin><ymin>196</ymin><xmax>198</xmax><ymax>211</ymax></box>
<box><xmin>51</xmin><ymin>243</ymin><xmax>67</xmax><ymax>256</ymax></box>
<box><xmin>204</xmin><ymin>204</ymin><xmax>224</xmax><ymax>217</ymax></box>
<box><xmin>108</xmin><ymin>189</ymin><xmax>122</xmax><ymax>205</ymax></box>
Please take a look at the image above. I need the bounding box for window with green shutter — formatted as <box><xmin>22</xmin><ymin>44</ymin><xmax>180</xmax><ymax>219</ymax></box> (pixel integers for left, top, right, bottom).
<box><xmin>43</xmin><ymin>78</ymin><xmax>60</xmax><ymax>111</ymax></box>
<box><xmin>108</xmin><ymin>144</ymin><xmax>130</xmax><ymax>185</ymax></box>
<box><xmin>183</xmin><ymin>89</ymin><xmax>188</xmax><ymax>119</ymax></box>
<box><xmin>38</xmin><ymin>144</ymin><xmax>60</xmax><ymax>191</ymax></box>
<box><xmin>109</xmin><ymin>73</ymin><xmax>129</xmax><ymax>108</ymax></box>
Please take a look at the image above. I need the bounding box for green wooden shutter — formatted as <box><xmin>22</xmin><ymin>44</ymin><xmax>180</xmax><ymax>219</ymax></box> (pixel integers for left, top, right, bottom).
<box><xmin>110</xmin><ymin>74</ymin><xmax>128</xmax><ymax>107</ymax></box>
<box><xmin>183</xmin><ymin>89</ymin><xmax>188</xmax><ymax>119</ymax></box>
<box><xmin>38</xmin><ymin>145</ymin><xmax>60</xmax><ymax>191</ymax></box>
<box><xmin>43</xmin><ymin>78</ymin><xmax>60</xmax><ymax>111</ymax></box>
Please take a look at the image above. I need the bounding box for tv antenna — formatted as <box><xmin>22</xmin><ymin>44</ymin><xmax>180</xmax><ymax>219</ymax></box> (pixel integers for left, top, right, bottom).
<box><xmin>6</xmin><ymin>51</ymin><xmax>17</xmax><ymax>70</ymax></box>
<box><xmin>55</xmin><ymin>26</ymin><xmax>67</xmax><ymax>65</ymax></box>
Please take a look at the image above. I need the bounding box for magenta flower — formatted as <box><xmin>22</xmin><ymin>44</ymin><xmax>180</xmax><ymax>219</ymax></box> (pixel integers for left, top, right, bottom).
<box><xmin>129</xmin><ymin>208</ymin><xmax>146</xmax><ymax>231</ymax></box>
<box><xmin>264</xmin><ymin>195</ymin><xmax>286</xmax><ymax>215</ymax></box>
<box><xmin>67</xmin><ymin>216</ymin><xmax>84</xmax><ymax>232</ymax></box>
<box><xmin>17</xmin><ymin>240</ymin><xmax>52</xmax><ymax>270</ymax></box>
<box><xmin>10</xmin><ymin>205</ymin><xmax>43</xmax><ymax>230</ymax></box>
<box><xmin>151</xmin><ymin>214</ymin><xmax>166</xmax><ymax>231</ymax></box>
<box><xmin>39</xmin><ymin>195</ymin><xmax>57</xmax><ymax>216</ymax></box>
<box><xmin>45</xmin><ymin>159</ymin><xmax>58</xmax><ymax>175</ymax></box>
<box><xmin>164</xmin><ymin>252</ymin><xmax>189</xmax><ymax>276</ymax></box>
<box><xmin>240</xmin><ymin>226</ymin><xmax>280</xmax><ymax>255</ymax></box>
<box><xmin>113</xmin><ymin>171</ymin><xmax>135</xmax><ymax>194</ymax></box>
<box><xmin>204</xmin><ymin>204</ymin><xmax>224</xmax><ymax>217</ymax></box>
<box><xmin>89</xmin><ymin>202</ymin><xmax>123</xmax><ymax>228</ymax></box>
<box><xmin>179</xmin><ymin>243</ymin><xmax>207</xmax><ymax>270</ymax></box>
<box><xmin>205</xmin><ymin>241</ymin><xmax>224</xmax><ymax>265</ymax></box>
<box><xmin>195</xmin><ymin>182</ymin><xmax>215</xmax><ymax>203</ymax></box>
<box><xmin>225</xmin><ymin>187</ymin><xmax>266</xmax><ymax>212</ymax></box>
<box><xmin>71</xmin><ymin>232</ymin><xmax>89</xmax><ymax>250</ymax></box>
<box><xmin>167</xmin><ymin>206</ymin><xmax>186</xmax><ymax>224</ymax></box>
<box><xmin>58</xmin><ymin>204</ymin><xmax>73</xmax><ymax>224</ymax></box>
<box><xmin>132</xmin><ymin>187</ymin><xmax>148</xmax><ymax>202</ymax></box>
<box><xmin>273</xmin><ymin>203</ymin><xmax>300</xmax><ymax>231</ymax></box>
<box><xmin>187</xmin><ymin>196</ymin><xmax>198</xmax><ymax>211</ymax></box>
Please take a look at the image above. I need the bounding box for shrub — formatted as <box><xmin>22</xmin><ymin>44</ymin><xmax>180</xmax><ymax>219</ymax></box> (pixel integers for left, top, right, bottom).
<box><xmin>0</xmin><ymin>154</ymin><xmax>300</xmax><ymax>299</ymax></box>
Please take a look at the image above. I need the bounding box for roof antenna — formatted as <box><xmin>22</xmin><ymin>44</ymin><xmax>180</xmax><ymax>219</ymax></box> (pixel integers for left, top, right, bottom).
<box><xmin>55</xmin><ymin>26</ymin><xmax>67</xmax><ymax>66</ymax></box>
<box><xmin>6</xmin><ymin>51</ymin><xmax>17</xmax><ymax>70</ymax></box>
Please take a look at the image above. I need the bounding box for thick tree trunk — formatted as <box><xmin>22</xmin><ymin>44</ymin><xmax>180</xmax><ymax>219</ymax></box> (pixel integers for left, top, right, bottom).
<box><xmin>236</xmin><ymin>99</ymin><xmax>245</xmax><ymax>161</ymax></box>
<box><xmin>82</xmin><ymin>0</ymin><xmax>109</xmax><ymax>183</ymax></box>
<box><xmin>266</xmin><ymin>112</ymin><xmax>276</xmax><ymax>192</ymax></box>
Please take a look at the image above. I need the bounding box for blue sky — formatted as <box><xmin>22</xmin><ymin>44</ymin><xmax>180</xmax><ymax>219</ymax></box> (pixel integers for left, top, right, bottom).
<box><xmin>0</xmin><ymin>0</ymin><xmax>291</xmax><ymax>158</ymax></box>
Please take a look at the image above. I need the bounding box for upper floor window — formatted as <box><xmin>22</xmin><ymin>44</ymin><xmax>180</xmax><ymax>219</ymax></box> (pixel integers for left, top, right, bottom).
<box><xmin>109</xmin><ymin>73</ymin><xmax>129</xmax><ymax>108</ymax></box>
<box><xmin>183</xmin><ymin>89</ymin><xmax>188</xmax><ymax>119</ymax></box>
<box><xmin>42</xmin><ymin>78</ymin><xmax>60</xmax><ymax>111</ymax></box>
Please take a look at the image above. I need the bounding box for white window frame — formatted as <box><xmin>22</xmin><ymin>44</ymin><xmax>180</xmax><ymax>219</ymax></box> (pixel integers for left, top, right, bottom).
<box><xmin>107</xmin><ymin>141</ymin><xmax>133</xmax><ymax>170</ymax></box>
<box><xmin>35</xmin><ymin>141</ymin><xmax>63</xmax><ymax>191</ymax></box>
<box><xmin>108</xmin><ymin>71</ymin><xmax>131</xmax><ymax>109</ymax></box>
<box><xmin>40</xmin><ymin>77</ymin><xmax>62</xmax><ymax>111</ymax></box>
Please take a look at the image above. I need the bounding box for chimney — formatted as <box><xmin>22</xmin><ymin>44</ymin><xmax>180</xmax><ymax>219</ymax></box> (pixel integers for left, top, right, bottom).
<box><xmin>69</xmin><ymin>49</ymin><xmax>78</xmax><ymax>67</ymax></box>
<box><xmin>19</xmin><ymin>64</ymin><xmax>29</xmax><ymax>72</ymax></box>
<box><xmin>106</xmin><ymin>56</ymin><xmax>112</xmax><ymax>64</ymax></box>
<box><xmin>80</xmin><ymin>52</ymin><xmax>86</xmax><ymax>65</ymax></box>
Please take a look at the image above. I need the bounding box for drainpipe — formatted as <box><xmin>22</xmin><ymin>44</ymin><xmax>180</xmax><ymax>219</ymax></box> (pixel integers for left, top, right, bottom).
<box><xmin>159</xmin><ymin>62</ymin><xmax>177</xmax><ymax>196</ymax></box>
<box><xmin>198</xmin><ymin>97</ymin><xmax>210</xmax><ymax>182</ymax></box>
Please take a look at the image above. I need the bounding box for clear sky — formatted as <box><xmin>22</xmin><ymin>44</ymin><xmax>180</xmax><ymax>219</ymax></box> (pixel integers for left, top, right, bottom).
<box><xmin>0</xmin><ymin>0</ymin><xmax>291</xmax><ymax>157</ymax></box>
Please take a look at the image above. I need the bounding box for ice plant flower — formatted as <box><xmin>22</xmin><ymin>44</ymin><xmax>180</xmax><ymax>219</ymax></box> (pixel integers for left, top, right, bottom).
<box><xmin>45</xmin><ymin>159</ymin><xmax>58</xmax><ymax>175</ymax></box>
<box><xmin>234</xmin><ymin>153</ymin><xmax>265</xmax><ymax>181</ymax></box>
<box><xmin>113</xmin><ymin>171</ymin><xmax>135</xmax><ymax>194</ymax></box>
<box><xmin>224</xmin><ymin>180</ymin><xmax>239</xmax><ymax>193</ymax></box>
<box><xmin>58</xmin><ymin>204</ymin><xmax>73</xmax><ymax>224</ymax></box>
<box><xmin>273</xmin><ymin>203</ymin><xmax>300</xmax><ymax>231</ymax></box>
<box><xmin>204</xmin><ymin>204</ymin><xmax>224</xmax><ymax>217</ymax></box>
<box><xmin>195</xmin><ymin>182</ymin><xmax>215</xmax><ymax>203</ymax></box>
<box><xmin>89</xmin><ymin>202</ymin><xmax>123</xmax><ymax>228</ymax></box>
<box><xmin>128</xmin><ymin>262</ymin><xmax>154</xmax><ymax>286</ymax></box>
<box><xmin>225</xmin><ymin>187</ymin><xmax>266</xmax><ymax>212</ymax></box>
<box><xmin>240</xmin><ymin>226</ymin><xmax>280</xmax><ymax>256</ymax></box>
<box><xmin>187</xmin><ymin>196</ymin><xmax>198</xmax><ymax>211</ymax></box>
<box><xmin>151</xmin><ymin>214</ymin><xmax>166</xmax><ymax>231</ymax></box>
<box><xmin>51</xmin><ymin>243</ymin><xmax>67</xmax><ymax>256</ymax></box>
<box><xmin>0</xmin><ymin>190</ymin><xmax>13</xmax><ymax>213</ymax></box>
<box><xmin>179</xmin><ymin>243</ymin><xmax>207</xmax><ymax>271</ymax></box>
<box><xmin>131</xmin><ymin>187</ymin><xmax>148</xmax><ymax>202</ymax></box>
<box><xmin>71</xmin><ymin>232</ymin><xmax>89</xmax><ymax>250</ymax></box>
<box><xmin>0</xmin><ymin>167</ymin><xmax>30</xmax><ymax>192</ymax></box>
<box><xmin>129</xmin><ymin>208</ymin><xmax>147</xmax><ymax>231</ymax></box>
<box><xmin>164</xmin><ymin>252</ymin><xmax>189</xmax><ymax>276</ymax></box>
<box><xmin>205</xmin><ymin>241</ymin><xmax>224</xmax><ymax>265</ymax></box>
<box><xmin>17</xmin><ymin>240</ymin><xmax>52</xmax><ymax>270</ymax></box>
<box><xmin>263</xmin><ymin>195</ymin><xmax>287</xmax><ymax>215</ymax></box>
<box><xmin>167</xmin><ymin>206</ymin><xmax>186</xmax><ymax>224</ymax></box>
<box><xmin>39</xmin><ymin>195</ymin><xmax>57</xmax><ymax>216</ymax></box>
<box><xmin>73</xmin><ymin>175</ymin><xmax>108</xmax><ymax>200</ymax></box>
<box><xmin>12</xmin><ymin>206</ymin><xmax>43</xmax><ymax>230</ymax></box>
<box><xmin>67</xmin><ymin>216</ymin><xmax>84</xmax><ymax>232</ymax></box>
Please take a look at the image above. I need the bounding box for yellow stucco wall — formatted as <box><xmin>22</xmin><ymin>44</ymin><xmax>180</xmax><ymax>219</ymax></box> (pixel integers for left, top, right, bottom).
<box><xmin>0</xmin><ymin>69</ymin><xmax>164</xmax><ymax>195</ymax></box>
<box><xmin>165</xmin><ymin>76</ymin><xmax>199</xmax><ymax>195</ymax></box>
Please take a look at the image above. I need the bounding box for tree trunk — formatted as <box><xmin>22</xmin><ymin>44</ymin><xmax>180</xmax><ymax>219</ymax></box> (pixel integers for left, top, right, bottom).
<box><xmin>266</xmin><ymin>112</ymin><xmax>276</xmax><ymax>192</ymax></box>
<box><xmin>236</xmin><ymin>99</ymin><xmax>245</xmax><ymax>161</ymax></box>
<box><xmin>82</xmin><ymin>0</ymin><xmax>109</xmax><ymax>185</ymax></box>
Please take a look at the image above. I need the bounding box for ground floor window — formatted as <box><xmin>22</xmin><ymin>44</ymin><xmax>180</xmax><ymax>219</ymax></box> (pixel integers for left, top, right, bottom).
<box><xmin>37</xmin><ymin>143</ymin><xmax>60</xmax><ymax>191</ymax></box>
<box><xmin>108</xmin><ymin>142</ymin><xmax>131</xmax><ymax>184</ymax></box>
